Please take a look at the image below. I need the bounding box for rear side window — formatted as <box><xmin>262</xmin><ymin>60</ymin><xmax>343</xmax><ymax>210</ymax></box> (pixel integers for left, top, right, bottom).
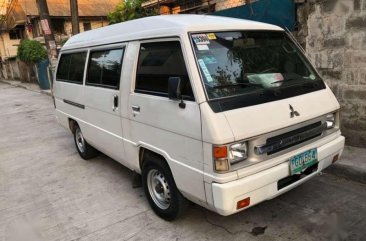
<box><xmin>56</xmin><ymin>52</ymin><xmax>87</xmax><ymax>84</ymax></box>
<box><xmin>135</xmin><ymin>41</ymin><xmax>194</xmax><ymax>100</ymax></box>
<box><xmin>86</xmin><ymin>48</ymin><xmax>124</xmax><ymax>89</ymax></box>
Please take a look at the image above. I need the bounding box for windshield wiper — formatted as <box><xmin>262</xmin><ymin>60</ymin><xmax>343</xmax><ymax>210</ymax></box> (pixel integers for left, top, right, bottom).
<box><xmin>270</xmin><ymin>76</ymin><xmax>303</xmax><ymax>84</ymax></box>
<box><xmin>302</xmin><ymin>81</ymin><xmax>321</xmax><ymax>88</ymax></box>
<box><xmin>270</xmin><ymin>78</ymin><xmax>320</xmax><ymax>88</ymax></box>
<box><xmin>211</xmin><ymin>82</ymin><xmax>260</xmax><ymax>89</ymax></box>
<box><xmin>270</xmin><ymin>80</ymin><xmax>287</xmax><ymax>84</ymax></box>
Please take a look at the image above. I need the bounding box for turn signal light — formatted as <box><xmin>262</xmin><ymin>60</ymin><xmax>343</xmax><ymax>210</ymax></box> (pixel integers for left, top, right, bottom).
<box><xmin>237</xmin><ymin>197</ymin><xmax>250</xmax><ymax>210</ymax></box>
<box><xmin>213</xmin><ymin>146</ymin><xmax>228</xmax><ymax>158</ymax></box>
<box><xmin>213</xmin><ymin>146</ymin><xmax>229</xmax><ymax>172</ymax></box>
<box><xmin>332</xmin><ymin>154</ymin><xmax>339</xmax><ymax>163</ymax></box>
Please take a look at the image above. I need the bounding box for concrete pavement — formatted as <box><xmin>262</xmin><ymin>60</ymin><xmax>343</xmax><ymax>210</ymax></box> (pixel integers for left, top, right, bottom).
<box><xmin>0</xmin><ymin>82</ymin><xmax>365</xmax><ymax>241</ymax></box>
<box><xmin>325</xmin><ymin>146</ymin><xmax>366</xmax><ymax>184</ymax></box>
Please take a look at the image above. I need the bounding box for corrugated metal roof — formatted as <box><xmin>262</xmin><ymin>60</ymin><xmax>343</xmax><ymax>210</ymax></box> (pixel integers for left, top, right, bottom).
<box><xmin>1</xmin><ymin>0</ymin><xmax>120</xmax><ymax>30</ymax></box>
<box><xmin>17</xmin><ymin>0</ymin><xmax>120</xmax><ymax>17</ymax></box>
<box><xmin>142</xmin><ymin>0</ymin><xmax>175</xmax><ymax>8</ymax></box>
<box><xmin>6</xmin><ymin>3</ymin><xmax>26</xmax><ymax>29</ymax></box>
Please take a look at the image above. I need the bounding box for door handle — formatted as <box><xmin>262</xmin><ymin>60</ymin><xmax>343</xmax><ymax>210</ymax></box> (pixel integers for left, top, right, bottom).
<box><xmin>113</xmin><ymin>95</ymin><xmax>118</xmax><ymax>111</ymax></box>
<box><xmin>132</xmin><ymin>105</ymin><xmax>140</xmax><ymax>117</ymax></box>
<box><xmin>132</xmin><ymin>105</ymin><xmax>140</xmax><ymax>112</ymax></box>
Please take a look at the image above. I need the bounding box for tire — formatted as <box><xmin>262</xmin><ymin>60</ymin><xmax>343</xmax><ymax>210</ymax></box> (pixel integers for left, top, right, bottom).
<box><xmin>73</xmin><ymin>124</ymin><xmax>98</xmax><ymax>160</ymax></box>
<box><xmin>142</xmin><ymin>155</ymin><xmax>188</xmax><ymax>221</ymax></box>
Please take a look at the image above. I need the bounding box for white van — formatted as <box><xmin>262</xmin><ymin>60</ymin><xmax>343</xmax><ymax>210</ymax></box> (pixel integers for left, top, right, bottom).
<box><xmin>54</xmin><ymin>15</ymin><xmax>345</xmax><ymax>220</ymax></box>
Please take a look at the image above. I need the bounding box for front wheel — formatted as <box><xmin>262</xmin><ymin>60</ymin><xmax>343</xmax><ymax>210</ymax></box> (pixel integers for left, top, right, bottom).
<box><xmin>142</xmin><ymin>157</ymin><xmax>188</xmax><ymax>221</ymax></box>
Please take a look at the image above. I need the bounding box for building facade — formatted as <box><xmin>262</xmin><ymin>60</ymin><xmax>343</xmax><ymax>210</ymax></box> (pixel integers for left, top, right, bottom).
<box><xmin>0</xmin><ymin>0</ymin><xmax>119</xmax><ymax>59</ymax></box>
<box><xmin>141</xmin><ymin>0</ymin><xmax>249</xmax><ymax>14</ymax></box>
<box><xmin>297</xmin><ymin>0</ymin><xmax>366</xmax><ymax>147</ymax></box>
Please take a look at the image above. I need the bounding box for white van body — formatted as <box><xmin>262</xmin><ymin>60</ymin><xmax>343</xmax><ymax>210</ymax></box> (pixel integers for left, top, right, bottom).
<box><xmin>54</xmin><ymin>15</ymin><xmax>345</xmax><ymax>218</ymax></box>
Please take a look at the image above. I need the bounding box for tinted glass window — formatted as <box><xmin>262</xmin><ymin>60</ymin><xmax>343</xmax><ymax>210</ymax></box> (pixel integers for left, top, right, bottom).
<box><xmin>190</xmin><ymin>31</ymin><xmax>326</xmax><ymax>112</ymax></box>
<box><xmin>56</xmin><ymin>54</ymin><xmax>71</xmax><ymax>80</ymax></box>
<box><xmin>191</xmin><ymin>31</ymin><xmax>323</xmax><ymax>100</ymax></box>
<box><xmin>69</xmin><ymin>53</ymin><xmax>87</xmax><ymax>83</ymax></box>
<box><xmin>87</xmin><ymin>48</ymin><xmax>124</xmax><ymax>88</ymax></box>
<box><xmin>136</xmin><ymin>41</ymin><xmax>194</xmax><ymax>100</ymax></box>
<box><xmin>56</xmin><ymin>52</ymin><xmax>87</xmax><ymax>84</ymax></box>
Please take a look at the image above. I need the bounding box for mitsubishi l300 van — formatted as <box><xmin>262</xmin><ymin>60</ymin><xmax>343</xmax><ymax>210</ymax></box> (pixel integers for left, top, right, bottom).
<box><xmin>53</xmin><ymin>15</ymin><xmax>345</xmax><ymax>220</ymax></box>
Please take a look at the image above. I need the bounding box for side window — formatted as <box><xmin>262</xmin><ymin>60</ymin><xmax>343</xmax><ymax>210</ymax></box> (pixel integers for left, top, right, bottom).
<box><xmin>135</xmin><ymin>41</ymin><xmax>194</xmax><ymax>100</ymax></box>
<box><xmin>86</xmin><ymin>48</ymin><xmax>124</xmax><ymax>89</ymax></box>
<box><xmin>56</xmin><ymin>54</ymin><xmax>71</xmax><ymax>80</ymax></box>
<box><xmin>56</xmin><ymin>52</ymin><xmax>87</xmax><ymax>84</ymax></box>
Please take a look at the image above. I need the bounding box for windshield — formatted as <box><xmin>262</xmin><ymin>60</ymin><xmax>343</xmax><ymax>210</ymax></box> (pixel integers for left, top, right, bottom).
<box><xmin>191</xmin><ymin>31</ymin><xmax>325</xmax><ymax>110</ymax></box>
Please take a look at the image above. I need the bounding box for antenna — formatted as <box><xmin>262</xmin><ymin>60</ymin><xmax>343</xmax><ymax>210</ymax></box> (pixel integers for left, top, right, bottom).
<box><xmin>284</xmin><ymin>26</ymin><xmax>307</xmax><ymax>57</ymax></box>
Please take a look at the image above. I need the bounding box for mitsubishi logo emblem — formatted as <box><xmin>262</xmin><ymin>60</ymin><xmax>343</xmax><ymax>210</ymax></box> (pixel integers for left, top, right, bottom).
<box><xmin>289</xmin><ymin>104</ymin><xmax>300</xmax><ymax>118</ymax></box>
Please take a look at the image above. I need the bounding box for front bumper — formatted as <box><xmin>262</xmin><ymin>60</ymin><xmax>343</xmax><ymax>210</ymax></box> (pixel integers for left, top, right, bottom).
<box><xmin>212</xmin><ymin>135</ymin><xmax>345</xmax><ymax>216</ymax></box>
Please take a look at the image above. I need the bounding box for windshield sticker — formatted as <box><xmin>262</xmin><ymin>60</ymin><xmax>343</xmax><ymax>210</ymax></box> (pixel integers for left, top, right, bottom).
<box><xmin>192</xmin><ymin>34</ymin><xmax>210</xmax><ymax>45</ymax></box>
<box><xmin>207</xmin><ymin>33</ymin><xmax>217</xmax><ymax>40</ymax></box>
<box><xmin>198</xmin><ymin>59</ymin><xmax>213</xmax><ymax>82</ymax></box>
<box><xmin>197</xmin><ymin>45</ymin><xmax>209</xmax><ymax>51</ymax></box>
<box><xmin>202</xmin><ymin>55</ymin><xmax>217</xmax><ymax>64</ymax></box>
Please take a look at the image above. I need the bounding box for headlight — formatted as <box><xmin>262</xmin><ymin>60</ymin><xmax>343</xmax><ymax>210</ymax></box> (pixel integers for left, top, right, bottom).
<box><xmin>213</xmin><ymin>142</ymin><xmax>248</xmax><ymax>172</ymax></box>
<box><xmin>326</xmin><ymin>113</ymin><xmax>336</xmax><ymax>129</ymax></box>
<box><xmin>229</xmin><ymin>142</ymin><xmax>248</xmax><ymax>164</ymax></box>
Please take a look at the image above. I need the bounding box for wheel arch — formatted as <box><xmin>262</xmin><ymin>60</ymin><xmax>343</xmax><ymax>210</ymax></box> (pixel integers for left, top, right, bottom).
<box><xmin>139</xmin><ymin>146</ymin><xmax>189</xmax><ymax>220</ymax></box>
<box><xmin>68</xmin><ymin>118</ymin><xmax>78</xmax><ymax>134</ymax></box>
<box><xmin>139</xmin><ymin>147</ymin><xmax>171</xmax><ymax>171</ymax></box>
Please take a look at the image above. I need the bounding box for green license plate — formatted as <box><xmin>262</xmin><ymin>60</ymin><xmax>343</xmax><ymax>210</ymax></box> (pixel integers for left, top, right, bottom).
<box><xmin>289</xmin><ymin>149</ymin><xmax>318</xmax><ymax>175</ymax></box>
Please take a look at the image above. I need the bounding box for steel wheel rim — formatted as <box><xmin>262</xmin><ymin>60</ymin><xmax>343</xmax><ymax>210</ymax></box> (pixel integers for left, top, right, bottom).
<box><xmin>147</xmin><ymin>169</ymin><xmax>171</xmax><ymax>210</ymax></box>
<box><xmin>75</xmin><ymin>128</ymin><xmax>85</xmax><ymax>153</ymax></box>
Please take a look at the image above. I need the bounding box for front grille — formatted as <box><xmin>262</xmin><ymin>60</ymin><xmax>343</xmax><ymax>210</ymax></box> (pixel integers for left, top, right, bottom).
<box><xmin>255</xmin><ymin>121</ymin><xmax>326</xmax><ymax>155</ymax></box>
<box><xmin>267</xmin><ymin>122</ymin><xmax>322</xmax><ymax>154</ymax></box>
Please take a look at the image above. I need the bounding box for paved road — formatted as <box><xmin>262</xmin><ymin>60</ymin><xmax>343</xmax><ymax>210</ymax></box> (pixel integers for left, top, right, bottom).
<box><xmin>0</xmin><ymin>82</ymin><xmax>365</xmax><ymax>241</ymax></box>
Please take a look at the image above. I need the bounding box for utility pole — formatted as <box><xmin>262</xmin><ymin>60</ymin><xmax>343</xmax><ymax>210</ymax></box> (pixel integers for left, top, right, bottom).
<box><xmin>36</xmin><ymin>0</ymin><xmax>58</xmax><ymax>69</ymax></box>
<box><xmin>70</xmin><ymin>0</ymin><xmax>80</xmax><ymax>35</ymax></box>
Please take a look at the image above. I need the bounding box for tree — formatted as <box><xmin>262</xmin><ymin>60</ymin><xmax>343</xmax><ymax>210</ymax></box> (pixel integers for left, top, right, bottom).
<box><xmin>107</xmin><ymin>0</ymin><xmax>157</xmax><ymax>24</ymax></box>
<box><xmin>17</xmin><ymin>39</ymin><xmax>48</xmax><ymax>83</ymax></box>
<box><xmin>17</xmin><ymin>40</ymin><xmax>47</xmax><ymax>64</ymax></box>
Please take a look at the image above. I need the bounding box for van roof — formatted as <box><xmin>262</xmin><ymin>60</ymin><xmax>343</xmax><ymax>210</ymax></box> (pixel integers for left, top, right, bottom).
<box><xmin>62</xmin><ymin>14</ymin><xmax>284</xmax><ymax>51</ymax></box>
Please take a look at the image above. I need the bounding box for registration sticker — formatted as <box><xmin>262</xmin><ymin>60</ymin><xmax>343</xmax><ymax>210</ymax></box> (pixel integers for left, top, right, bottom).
<box><xmin>207</xmin><ymin>33</ymin><xmax>217</xmax><ymax>40</ymax></box>
<box><xmin>192</xmin><ymin>34</ymin><xmax>210</xmax><ymax>45</ymax></box>
<box><xmin>197</xmin><ymin>45</ymin><xmax>209</xmax><ymax>51</ymax></box>
<box><xmin>202</xmin><ymin>55</ymin><xmax>217</xmax><ymax>64</ymax></box>
<box><xmin>198</xmin><ymin>59</ymin><xmax>213</xmax><ymax>82</ymax></box>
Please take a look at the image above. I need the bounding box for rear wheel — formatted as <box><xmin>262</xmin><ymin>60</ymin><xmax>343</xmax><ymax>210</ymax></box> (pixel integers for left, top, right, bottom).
<box><xmin>74</xmin><ymin>125</ymin><xmax>98</xmax><ymax>160</ymax></box>
<box><xmin>142</xmin><ymin>155</ymin><xmax>188</xmax><ymax>221</ymax></box>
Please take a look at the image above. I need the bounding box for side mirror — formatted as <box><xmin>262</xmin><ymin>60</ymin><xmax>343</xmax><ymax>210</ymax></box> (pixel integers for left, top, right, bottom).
<box><xmin>168</xmin><ymin>77</ymin><xmax>182</xmax><ymax>100</ymax></box>
<box><xmin>168</xmin><ymin>77</ymin><xmax>186</xmax><ymax>109</ymax></box>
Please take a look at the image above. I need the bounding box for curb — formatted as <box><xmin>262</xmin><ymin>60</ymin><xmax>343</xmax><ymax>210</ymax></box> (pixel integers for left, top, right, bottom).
<box><xmin>324</xmin><ymin>163</ymin><xmax>366</xmax><ymax>184</ymax></box>
<box><xmin>40</xmin><ymin>90</ymin><xmax>52</xmax><ymax>96</ymax></box>
<box><xmin>0</xmin><ymin>79</ymin><xmax>52</xmax><ymax>97</ymax></box>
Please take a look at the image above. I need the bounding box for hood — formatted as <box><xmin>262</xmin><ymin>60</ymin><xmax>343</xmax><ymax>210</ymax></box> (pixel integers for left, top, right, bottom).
<box><xmin>223</xmin><ymin>87</ymin><xmax>340</xmax><ymax>141</ymax></box>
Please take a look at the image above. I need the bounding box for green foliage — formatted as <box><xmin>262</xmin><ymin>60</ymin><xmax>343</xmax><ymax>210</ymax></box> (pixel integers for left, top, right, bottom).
<box><xmin>17</xmin><ymin>39</ymin><xmax>48</xmax><ymax>63</ymax></box>
<box><xmin>60</xmin><ymin>38</ymin><xmax>69</xmax><ymax>46</ymax></box>
<box><xmin>107</xmin><ymin>0</ymin><xmax>157</xmax><ymax>24</ymax></box>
